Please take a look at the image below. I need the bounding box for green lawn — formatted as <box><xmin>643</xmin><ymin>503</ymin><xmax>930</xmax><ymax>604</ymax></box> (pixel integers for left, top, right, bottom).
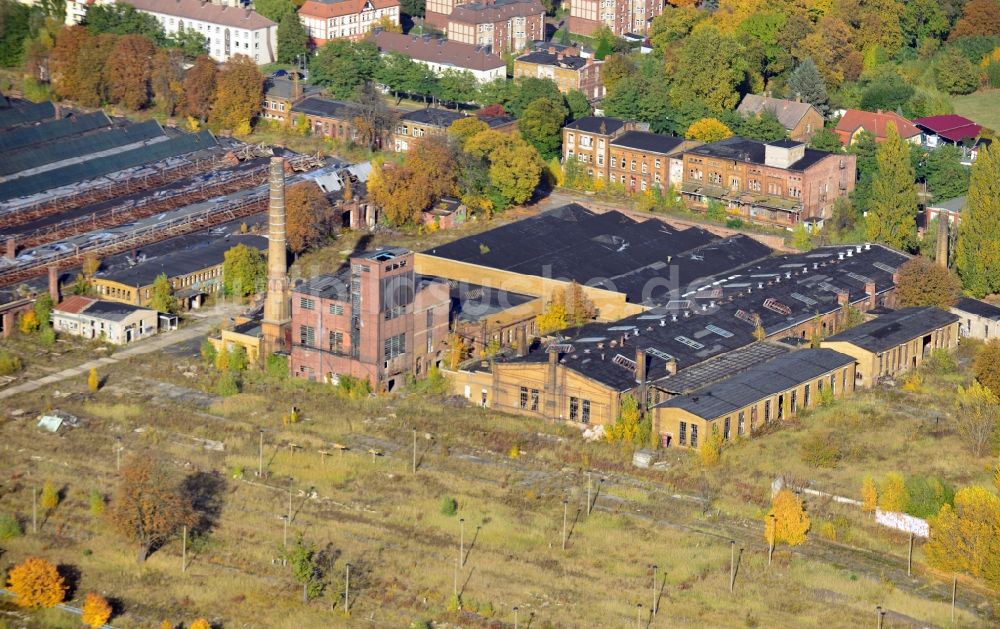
<box><xmin>952</xmin><ymin>90</ymin><xmax>1000</xmax><ymax>132</ymax></box>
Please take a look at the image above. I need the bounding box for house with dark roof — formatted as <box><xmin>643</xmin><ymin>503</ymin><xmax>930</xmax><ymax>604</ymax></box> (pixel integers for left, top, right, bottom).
<box><xmin>736</xmin><ymin>94</ymin><xmax>825</xmax><ymax>142</ymax></box>
<box><xmin>951</xmin><ymin>297</ymin><xmax>1000</xmax><ymax>340</ymax></box>
<box><xmin>513</xmin><ymin>49</ymin><xmax>604</xmax><ymax>100</ymax></box>
<box><xmin>442</xmin><ymin>0</ymin><xmax>545</xmax><ymax>54</ymax></box>
<box><xmin>391</xmin><ymin>108</ymin><xmax>515</xmax><ymax>152</ymax></box>
<box><xmin>834</xmin><ymin>109</ymin><xmax>921</xmax><ymax>145</ymax></box>
<box><xmin>298</xmin><ymin>0</ymin><xmax>400</xmax><ymax>45</ymax></box>
<box><xmin>654</xmin><ymin>348</ymin><xmax>857</xmax><ymax>447</ymax></box>
<box><xmin>608</xmin><ymin>131</ymin><xmax>700</xmax><ymax>194</ymax></box>
<box><xmin>261</xmin><ymin>76</ymin><xmax>323</xmax><ymax>125</ymax></box>
<box><xmin>679</xmin><ymin>137</ymin><xmax>856</xmax><ymax>227</ymax></box>
<box><xmin>914</xmin><ymin>115</ymin><xmax>986</xmax><ymax>164</ymax></box>
<box><xmin>373</xmin><ymin>31</ymin><xmax>506</xmax><ymax>83</ymax></box>
<box><xmin>822</xmin><ymin>306</ymin><xmax>959</xmax><ymax>386</ymax></box>
<box><xmin>52</xmin><ymin>296</ymin><xmax>163</xmax><ymax>345</ymax></box>
<box><xmin>562</xmin><ymin>116</ymin><xmax>637</xmax><ymax>181</ymax></box>
<box><xmin>924</xmin><ymin>195</ymin><xmax>965</xmax><ymax>228</ymax></box>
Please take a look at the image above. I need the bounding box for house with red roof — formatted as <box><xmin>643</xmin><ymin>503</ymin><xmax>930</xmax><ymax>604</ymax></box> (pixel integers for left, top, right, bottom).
<box><xmin>299</xmin><ymin>0</ymin><xmax>400</xmax><ymax>45</ymax></box>
<box><xmin>914</xmin><ymin>115</ymin><xmax>986</xmax><ymax>163</ymax></box>
<box><xmin>834</xmin><ymin>109</ymin><xmax>921</xmax><ymax>146</ymax></box>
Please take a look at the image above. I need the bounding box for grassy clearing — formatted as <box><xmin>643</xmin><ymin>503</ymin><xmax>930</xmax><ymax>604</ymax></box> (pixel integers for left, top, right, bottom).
<box><xmin>952</xmin><ymin>90</ymin><xmax>1000</xmax><ymax>131</ymax></box>
<box><xmin>0</xmin><ymin>345</ymin><xmax>995</xmax><ymax>627</ymax></box>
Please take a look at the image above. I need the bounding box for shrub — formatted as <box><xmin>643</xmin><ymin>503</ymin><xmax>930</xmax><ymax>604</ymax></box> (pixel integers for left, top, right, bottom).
<box><xmin>879</xmin><ymin>472</ymin><xmax>910</xmax><ymax>513</ymax></box>
<box><xmin>0</xmin><ymin>351</ymin><xmax>23</xmax><ymax>375</ymax></box>
<box><xmin>266</xmin><ymin>353</ymin><xmax>288</xmax><ymax>380</ymax></box>
<box><xmin>81</xmin><ymin>592</ymin><xmax>113</xmax><ymax>628</ymax></box>
<box><xmin>764</xmin><ymin>489</ymin><xmax>810</xmax><ymax>547</ymax></box>
<box><xmin>335</xmin><ymin>374</ymin><xmax>371</xmax><ymax>399</ymax></box>
<box><xmin>800</xmin><ymin>431</ymin><xmax>842</xmax><ymax>468</ymax></box>
<box><xmin>410</xmin><ymin>620</ymin><xmax>432</xmax><ymax>629</ymax></box>
<box><xmin>89</xmin><ymin>489</ymin><xmax>105</xmax><ymax>517</ymax></box>
<box><xmin>904</xmin><ymin>474</ymin><xmax>955</xmax><ymax>518</ymax></box>
<box><xmin>817</xmin><ymin>386</ymin><xmax>835</xmax><ymax>407</ymax></box>
<box><xmin>974</xmin><ymin>339</ymin><xmax>1000</xmax><ymax>397</ymax></box>
<box><xmin>925</xmin><ymin>348</ymin><xmax>957</xmax><ymax>374</ymax></box>
<box><xmin>0</xmin><ymin>513</ymin><xmax>23</xmax><ymax>539</ymax></box>
<box><xmin>902</xmin><ymin>371</ymin><xmax>923</xmax><ymax>392</ymax></box>
<box><xmin>216</xmin><ymin>370</ymin><xmax>240</xmax><ymax>396</ymax></box>
<box><xmin>200</xmin><ymin>340</ymin><xmax>217</xmax><ymax>367</ymax></box>
<box><xmin>508</xmin><ymin>444</ymin><xmax>520</xmax><ymax>459</ymax></box>
<box><xmin>698</xmin><ymin>425</ymin><xmax>724</xmax><ymax>466</ymax></box>
<box><xmin>440</xmin><ymin>496</ymin><xmax>458</xmax><ymax>516</ymax></box>
<box><xmin>190</xmin><ymin>619</ymin><xmax>211</xmax><ymax>629</ymax></box>
<box><xmin>861</xmin><ymin>476</ymin><xmax>878</xmax><ymax>513</ymax></box>
<box><xmin>88</xmin><ymin>367</ymin><xmax>99</xmax><ymax>392</ymax></box>
<box><xmin>924</xmin><ymin>486</ymin><xmax>1000</xmax><ymax>588</ymax></box>
<box><xmin>6</xmin><ymin>557</ymin><xmax>66</xmax><ymax>608</ymax></box>
<box><xmin>39</xmin><ymin>481</ymin><xmax>59</xmax><ymax>512</ymax></box>
<box><xmin>38</xmin><ymin>326</ymin><xmax>55</xmax><ymax>347</ymax></box>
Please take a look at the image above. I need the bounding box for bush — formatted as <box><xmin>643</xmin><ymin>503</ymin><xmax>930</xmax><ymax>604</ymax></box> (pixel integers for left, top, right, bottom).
<box><xmin>0</xmin><ymin>513</ymin><xmax>23</xmax><ymax>539</ymax></box>
<box><xmin>217</xmin><ymin>370</ymin><xmax>240</xmax><ymax>396</ymax></box>
<box><xmin>800</xmin><ymin>431</ymin><xmax>842</xmax><ymax>468</ymax></box>
<box><xmin>904</xmin><ymin>474</ymin><xmax>955</xmax><ymax>518</ymax></box>
<box><xmin>925</xmin><ymin>348</ymin><xmax>957</xmax><ymax>374</ymax></box>
<box><xmin>880</xmin><ymin>472</ymin><xmax>910</xmax><ymax>513</ymax></box>
<box><xmin>38</xmin><ymin>326</ymin><xmax>55</xmax><ymax>347</ymax></box>
<box><xmin>266</xmin><ymin>353</ymin><xmax>288</xmax><ymax>380</ymax></box>
<box><xmin>335</xmin><ymin>374</ymin><xmax>372</xmax><ymax>399</ymax></box>
<box><xmin>6</xmin><ymin>557</ymin><xmax>66</xmax><ymax>608</ymax></box>
<box><xmin>89</xmin><ymin>490</ymin><xmax>105</xmax><ymax>518</ymax></box>
<box><xmin>410</xmin><ymin>621</ymin><xmax>432</xmax><ymax>629</ymax></box>
<box><xmin>200</xmin><ymin>340</ymin><xmax>217</xmax><ymax>367</ymax></box>
<box><xmin>81</xmin><ymin>592</ymin><xmax>113</xmax><ymax>628</ymax></box>
<box><xmin>440</xmin><ymin>496</ymin><xmax>458</xmax><ymax>516</ymax></box>
<box><xmin>0</xmin><ymin>351</ymin><xmax>23</xmax><ymax>375</ymax></box>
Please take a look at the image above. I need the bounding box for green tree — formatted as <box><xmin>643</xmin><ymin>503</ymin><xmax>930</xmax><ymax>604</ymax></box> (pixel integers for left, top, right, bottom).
<box><xmin>859</xmin><ymin>70</ymin><xmax>915</xmax><ymax>114</ymax></box>
<box><xmin>400</xmin><ymin>0</ymin><xmax>425</xmax><ymax>17</ymax></box>
<box><xmin>311</xmin><ymin>39</ymin><xmax>380</xmax><ymax>98</ymax></box>
<box><xmin>149</xmin><ymin>273</ymin><xmax>175</xmax><ymax>313</ymax></box>
<box><xmin>925</xmin><ymin>145</ymin><xmax>970</xmax><ymax>201</ymax></box>
<box><xmin>737</xmin><ymin>110</ymin><xmax>787</xmax><ymax>142</ymax></box>
<box><xmin>253</xmin><ymin>0</ymin><xmax>296</xmax><ymax>21</ymax></box>
<box><xmin>166</xmin><ymin>27</ymin><xmax>207</xmax><ymax>60</ymax></box>
<box><xmin>518</xmin><ymin>97</ymin><xmax>567</xmax><ymax>160</ymax></box>
<box><xmin>809</xmin><ymin>127</ymin><xmax>843</xmax><ymax>152</ymax></box>
<box><xmin>606</xmin><ymin>394</ymin><xmax>642</xmax><ymax>444</ymax></box>
<box><xmin>0</xmin><ymin>0</ymin><xmax>30</xmax><ymax>67</ymax></box>
<box><xmin>865</xmin><ymin>123</ymin><xmax>917</xmax><ymax>250</ymax></box>
<box><xmin>901</xmin><ymin>0</ymin><xmax>948</xmax><ymax>47</ymax></box>
<box><xmin>956</xmin><ymin>143</ymin><xmax>1000</xmax><ymax>297</ymax></box>
<box><xmin>222</xmin><ymin>243</ymin><xmax>266</xmax><ymax>298</ymax></box>
<box><xmin>276</xmin><ymin>12</ymin><xmax>308</xmax><ymax>64</ymax></box>
<box><xmin>934</xmin><ymin>48</ymin><xmax>982</xmax><ymax>95</ymax></box>
<box><xmin>287</xmin><ymin>534</ymin><xmax>324</xmax><ymax>601</ymax></box>
<box><xmin>437</xmin><ymin>69</ymin><xmax>478</xmax><ymax>105</ymax></box>
<box><xmin>849</xmin><ymin>130</ymin><xmax>879</xmax><ymax>215</ymax></box>
<box><xmin>670</xmin><ymin>26</ymin><xmax>755</xmax><ymax>113</ymax></box>
<box><xmin>85</xmin><ymin>3</ymin><xmax>166</xmax><ymax>43</ymax></box>
<box><xmin>486</xmin><ymin>134</ymin><xmax>543</xmax><ymax>206</ymax></box>
<box><xmin>33</xmin><ymin>293</ymin><xmax>53</xmax><ymax>330</ymax></box>
<box><xmin>508</xmin><ymin>77</ymin><xmax>563</xmax><ymax>118</ymax></box>
<box><xmin>564</xmin><ymin>89</ymin><xmax>591</xmax><ymax>121</ymax></box>
<box><xmin>786</xmin><ymin>58</ymin><xmax>828</xmax><ymax>112</ymax></box>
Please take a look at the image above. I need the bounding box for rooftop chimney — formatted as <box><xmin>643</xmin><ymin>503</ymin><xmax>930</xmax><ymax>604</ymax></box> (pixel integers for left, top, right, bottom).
<box><xmin>936</xmin><ymin>217</ymin><xmax>949</xmax><ymax>267</ymax></box>
<box><xmin>865</xmin><ymin>281</ymin><xmax>876</xmax><ymax>308</ymax></box>
<box><xmin>634</xmin><ymin>347</ymin><xmax>646</xmax><ymax>385</ymax></box>
<box><xmin>837</xmin><ymin>291</ymin><xmax>849</xmax><ymax>306</ymax></box>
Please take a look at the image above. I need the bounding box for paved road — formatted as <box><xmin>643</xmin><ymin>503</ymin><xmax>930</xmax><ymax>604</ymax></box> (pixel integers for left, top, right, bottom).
<box><xmin>0</xmin><ymin>303</ymin><xmax>241</xmax><ymax>401</ymax></box>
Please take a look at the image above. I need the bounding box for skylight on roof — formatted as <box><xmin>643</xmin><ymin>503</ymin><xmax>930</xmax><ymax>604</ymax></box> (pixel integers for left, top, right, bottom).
<box><xmin>847</xmin><ymin>272</ymin><xmax>873</xmax><ymax>284</ymax></box>
<box><xmin>645</xmin><ymin>348</ymin><xmax>674</xmax><ymax>362</ymax></box>
<box><xmin>575</xmin><ymin>337</ymin><xmax>607</xmax><ymax>343</ymax></box>
<box><xmin>706</xmin><ymin>324</ymin><xmax>734</xmax><ymax>338</ymax></box>
<box><xmin>612</xmin><ymin>354</ymin><xmax>636</xmax><ymax>370</ymax></box>
<box><xmin>790</xmin><ymin>292</ymin><xmax>818</xmax><ymax>306</ymax></box>
<box><xmin>873</xmin><ymin>262</ymin><xmax>897</xmax><ymax>273</ymax></box>
<box><xmin>607</xmin><ymin>325</ymin><xmax>637</xmax><ymax>331</ymax></box>
<box><xmin>675</xmin><ymin>335</ymin><xmax>705</xmax><ymax>349</ymax></box>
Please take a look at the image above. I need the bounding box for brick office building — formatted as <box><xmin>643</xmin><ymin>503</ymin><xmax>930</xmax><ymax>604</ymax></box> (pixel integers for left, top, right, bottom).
<box><xmin>562</xmin><ymin>116</ymin><xmax>634</xmax><ymax>180</ymax></box>
<box><xmin>568</xmin><ymin>0</ymin><xmax>663</xmax><ymax>36</ymax></box>
<box><xmin>290</xmin><ymin>96</ymin><xmax>362</xmax><ymax>143</ymax></box>
<box><xmin>298</xmin><ymin>0</ymin><xmax>401</xmax><ymax>45</ymax></box>
<box><xmin>513</xmin><ymin>49</ymin><xmax>604</xmax><ymax>101</ymax></box>
<box><xmin>289</xmin><ymin>248</ymin><xmax>451</xmax><ymax>392</ymax></box>
<box><xmin>608</xmin><ymin>131</ymin><xmax>699</xmax><ymax>193</ymax></box>
<box><xmin>680</xmin><ymin>137</ymin><xmax>855</xmax><ymax>227</ymax></box>
<box><xmin>441</xmin><ymin>0</ymin><xmax>545</xmax><ymax>54</ymax></box>
<box><xmin>392</xmin><ymin>108</ymin><xmax>516</xmax><ymax>152</ymax></box>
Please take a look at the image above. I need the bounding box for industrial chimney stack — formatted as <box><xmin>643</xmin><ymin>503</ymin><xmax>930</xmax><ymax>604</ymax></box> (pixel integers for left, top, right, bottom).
<box><xmin>261</xmin><ymin>156</ymin><xmax>291</xmax><ymax>355</ymax></box>
<box><xmin>936</xmin><ymin>216</ymin><xmax>949</xmax><ymax>267</ymax></box>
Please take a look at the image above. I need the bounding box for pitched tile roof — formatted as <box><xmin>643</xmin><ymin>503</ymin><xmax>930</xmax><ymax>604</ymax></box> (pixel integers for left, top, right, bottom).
<box><xmin>736</xmin><ymin>95</ymin><xmax>818</xmax><ymax>131</ymax></box>
<box><xmin>299</xmin><ymin>0</ymin><xmax>399</xmax><ymax>19</ymax></box>
<box><xmin>124</xmin><ymin>0</ymin><xmax>275</xmax><ymax>29</ymax></box>
<box><xmin>373</xmin><ymin>31</ymin><xmax>505</xmax><ymax>72</ymax></box>
<box><xmin>914</xmin><ymin>115</ymin><xmax>982</xmax><ymax>143</ymax></box>
<box><xmin>835</xmin><ymin>109</ymin><xmax>920</xmax><ymax>141</ymax></box>
<box><xmin>450</xmin><ymin>0</ymin><xmax>544</xmax><ymax>24</ymax></box>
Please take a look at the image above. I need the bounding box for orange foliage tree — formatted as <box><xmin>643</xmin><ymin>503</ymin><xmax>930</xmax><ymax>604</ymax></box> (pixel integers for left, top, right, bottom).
<box><xmin>285</xmin><ymin>182</ymin><xmax>334</xmax><ymax>254</ymax></box>
<box><xmin>108</xmin><ymin>453</ymin><xmax>196</xmax><ymax>562</ymax></box>
<box><xmin>895</xmin><ymin>256</ymin><xmax>962</xmax><ymax>309</ymax></box>
<box><xmin>924</xmin><ymin>486</ymin><xmax>1000</xmax><ymax>588</ymax></box>
<box><xmin>182</xmin><ymin>55</ymin><xmax>218</xmax><ymax>123</ymax></box>
<box><xmin>106</xmin><ymin>34</ymin><xmax>156</xmax><ymax>110</ymax></box>
<box><xmin>190</xmin><ymin>619</ymin><xmax>211</xmax><ymax>629</ymax></box>
<box><xmin>82</xmin><ymin>592</ymin><xmax>113</xmax><ymax>628</ymax></box>
<box><xmin>764</xmin><ymin>489</ymin><xmax>810</xmax><ymax>547</ymax></box>
<box><xmin>210</xmin><ymin>55</ymin><xmax>264</xmax><ymax>135</ymax></box>
<box><xmin>6</xmin><ymin>557</ymin><xmax>67</xmax><ymax>608</ymax></box>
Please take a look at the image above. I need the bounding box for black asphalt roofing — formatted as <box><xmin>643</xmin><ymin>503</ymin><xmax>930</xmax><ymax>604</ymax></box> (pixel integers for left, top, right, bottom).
<box><xmin>517</xmin><ymin>51</ymin><xmax>587</xmax><ymax>69</ymax></box>
<box><xmin>451</xmin><ymin>282</ymin><xmax>536</xmax><ymax>322</ymax></box>
<box><xmin>953</xmin><ymin>297</ymin><xmax>1000</xmax><ymax>321</ymax></box>
<box><xmin>610</xmin><ymin>131</ymin><xmax>686</xmax><ymax>155</ymax></box>
<box><xmin>564</xmin><ymin>116</ymin><xmax>625</xmax><ymax>135</ymax></box>
<box><xmin>657</xmin><ymin>348</ymin><xmax>855</xmax><ymax>419</ymax></box>
<box><xmin>825</xmin><ymin>306</ymin><xmax>959</xmax><ymax>352</ymax></box>
<box><xmin>687</xmin><ymin>136</ymin><xmax>831</xmax><ymax>171</ymax></box>
<box><xmin>424</xmin><ymin>203</ymin><xmax>721</xmax><ymax>288</ymax></box>
<box><xmin>495</xmin><ymin>242</ymin><xmax>910</xmax><ymax>390</ymax></box>
<box><xmin>0</xmin><ymin>100</ymin><xmax>55</xmax><ymax>131</ymax></box>
<box><xmin>401</xmin><ymin>108</ymin><xmax>466</xmax><ymax>127</ymax></box>
<box><xmin>655</xmin><ymin>342</ymin><xmax>789</xmax><ymax>394</ymax></box>
<box><xmin>291</xmin><ymin>97</ymin><xmax>359</xmax><ymax>119</ymax></box>
<box><xmin>99</xmin><ymin>234</ymin><xmax>267</xmax><ymax>288</ymax></box>
<box><xmin>294</xmin><ymin>270</ymin><xmax>351</xmax><ymax>301</ymax></box>
<box><xmin>0</xmin><ymin>111</ymin><xmax>111</xmax><ymax>153</ymax></box>
<box><xmin>81</xmin><ymin>300</ymin><xmax>151</xmax><ymax>321</ymax></box>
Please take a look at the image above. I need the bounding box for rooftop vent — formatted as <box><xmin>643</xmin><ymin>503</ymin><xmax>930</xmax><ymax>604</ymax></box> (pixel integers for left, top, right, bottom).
<box><xmin>865</xmin><ymin>243</ymin><xmax>871</xmax><ymax>250</ymax></box>
<box><xmin>847</xmin><ymin>250</ymin><xmax>853</xmax><ymax>257</ymax></box>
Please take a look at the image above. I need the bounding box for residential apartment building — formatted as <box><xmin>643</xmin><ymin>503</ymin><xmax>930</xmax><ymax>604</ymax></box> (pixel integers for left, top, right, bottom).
<box><xmin>834</xmin><ymin>109</ymin><xmax>921</xmax><ymax>145</ymax></box>
<box><xmin>290</xmin><ymin>96</ymin><xmax>361</xmax><ymax>142</ymax></box>
<box><xmin>562</xmin><ymin>116</ymin><xmax>632</xmax><ymax>181</ymax></box>
<box><xmin>298</xmin><ymin>0</ymin><xmax>400</xmax><ymax>45</ymax></box>
<box><xmin>124</xmin><ymin>0</ymin><xmax>277</xmax><ymax>64</ymax></box>
<box><xmin>680</xmin><ymin>137</ymin><xmax>855</xmax><ymax>227</ymax></box>
<box><xmin>392</xmin><ymin>108</ymin><xmax>515</xmax><ymax>152</ymax></box>
<box><xmin>568</xmin><ymin>0</ymin><xmax>663</xmax><ymax>36</ymax></box>
<box><xmin>261</xmin><ymin>76</ymin><xmax>322</xmax><ymax>125</ymax></box>
<box><xmin>513</xmin><ymin>49</ymin><xmax>604</xmax><ymax>101</ymax></box>
<box><xmin>608</xmin><ymin>131</ymin><xmax>698</xmax><ymax>193</ymax></box>
<box><xmin>736</xmin><ymin>94</ymin><xmax>825</xmax><ymax>142</ymax></box>
<box><xmin>445</xmin><ymin>0</ymin><xmax>545</xmax><ymax>54</ymax></box>
<box><xmin>289</xmin><ymin>248</ymin><xmax>451</xmax><ymax>392</ymax></box>
<box><xmin>372</xmin><ymin>31</ymin><xmax>506</xmax><ymax>84</ymax></box>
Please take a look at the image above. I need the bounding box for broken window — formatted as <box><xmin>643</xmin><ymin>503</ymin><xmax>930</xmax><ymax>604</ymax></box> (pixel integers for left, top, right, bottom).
<box><xmin>723</xmin><ymin>416</ymin><xmax>730</xmax><ymax>439</ymax></box>
<box><xmin>581</xmin><ymin>400</ymin><xmax>590</xmax><ymax>423</ymax></box>
<box><xmin>299</xmin><ymin>325</ymin><xmax>315</xmax><ymax>347</ymax></box>
<box><xmin>570</xmin><ymin>396</ymin><xmax>579</xmax><ymax>421</ymax></box>
<box><xmin>519</xmin><ymin>386</ymin><xmax>528</xmax><ymax>409</ymax></box>
<box><xmin>679</xmin><ymin>421</ymin><xmax>687</xmax><ymax>446</ymax></box>
<box><xmin>690</xmin><ymin>424</ymin><xmax>699</xmax><ymax>448</ymax></box>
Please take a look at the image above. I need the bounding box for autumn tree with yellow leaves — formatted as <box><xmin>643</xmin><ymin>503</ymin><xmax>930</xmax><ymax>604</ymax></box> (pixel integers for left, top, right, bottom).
<box><xmin>209</xmin><ymin>55</ymin><xmax>264</xmax><ymax>136</ymax></box>
<box><xmin>685</xmin><ymin>118</ymin><xmax>734</xmax><ymax>143</ymax></box>
<box><xmin>879</xmin><ymin>472</ymin><xmax>910</xmax><ymax>513</ymax></box>
<box><xmin>190</xmin><ymin>619</ymin><xmax>211</xmax><ymax>629</ymax></box>
<box><xmin>924</xmin><ymin>486</ymin><xmax>1000</xmax><ymax>588</ymax></box>
<box><xmin>6</xmin><ymin>557</ymin><xmax>67</xmax><ymax>608</ymax></box>
<box><xmin>82</xmin><ymin>592</ymin><xmax>113</xmax><ymax>628</ymax></box>
<box><xmin>765</xmin><ymin>489</ymin><xmax>810</xmax><ymax>547</ymax></box>
<box><xmin>862</xmin><ymin>476</ymin><xmax>878</xmax><ymax>513</ymax></box>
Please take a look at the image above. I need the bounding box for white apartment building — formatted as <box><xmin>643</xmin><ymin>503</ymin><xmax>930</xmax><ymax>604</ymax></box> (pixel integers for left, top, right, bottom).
<box><xmin>298</xmin><ymin>0</ymin><xmax>400</xmax><ymax>45</ymax></box>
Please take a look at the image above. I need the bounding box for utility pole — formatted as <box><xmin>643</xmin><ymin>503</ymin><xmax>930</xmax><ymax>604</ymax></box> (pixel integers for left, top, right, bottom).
<box><xmin>459</xmin><ymin>518</ymin><xmax>465</xmax><ymax>567</ymax></box>
<box><xmin>288</xmin><ymin>485</ymin><xmax>293</xmax><ymax>522</ymax></box>
<box><xmin>876</xmin><ymin>605</ymin><xmax>884</xmax><ymax>629</ymax></box>
<box><xmin>32</xmin><ymin>487</ymin><xmax>37</xmax><ymax>534</ymax></box>
<box><xmin>345</xmin><ymin>563</ymin><xmax>350</xmax><ymax>612</ymax></box>
<box><xmin>258</xmin><ymin>429</ymin><xmax>264</xmax><ymax>477</ymax></box>
<box><xmin>412</xmin><ymin>427</ymin><xmax>417</xmax><ymax>474</ymax></box>
<box><xmin>453</xmin><ymin>556</ymin><xmax>458</xmax><ymax>598</ymax></box>
<box><xmin>115</xmin><ymin>436</ymin><xmax>122</xmax><ymax>472</ymax></box>
<box><xmin>730</xmin><ymin>541</ymin><xmax>736</xmax><ymax>592</ymax></box>
<box><xmin>562</xmin><ymin>500</ymin><xmax>568</xmax><ymax>550</ymax></box>
<box><xmin>651</xmin><ymin>564</ymin><xmax>658</xmax><ymax>615</ymax></box>
<box><xmin>182</xmin><ymin>525</ymin><xmax>187</xmax><ymax>573</ymax></box>
<box><xmin>636</xmin><ymin>603</ymin><xmax>642</xmax><ymax>629</ymax></box>
<box><xmin>513</xmin><ymin>606</ymin><xmax>519</xmax><ymax>629</ymax></box>
<box><xmin>768</xmin><ymin>514</ymin><xmax>776</xmax><ymax>566</ymax></box>
<box><xmin>586</xmin><ymin>472</ymin><xmax>592</xmax><ymax>515</ymax></box>
<box><xmin>907</xmin><ymin>533</ymin><xmax>913</xmax><ymax>576</ymax></box>
<box><xmin>951</xmin><ymin>577</ymin><xmax>957</xmax><ymax>623</ymax></box>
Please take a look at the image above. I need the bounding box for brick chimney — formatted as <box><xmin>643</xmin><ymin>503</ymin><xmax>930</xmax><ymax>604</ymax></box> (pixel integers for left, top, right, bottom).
<box><xmin>936</xmin><ymin>217</ymin><xmax>949</xmax><ymax>267</ymax></box>
<box><xmin>865</xmin><ymin>281</ymin><xmax>876</xmax><ymax>308</ymax></box>
<box><xmin>517</xmin><ymin>326</ymin><xmax>528</xmax><ymax>357</ymax></box>
<box><xmin>5</xmin><ymin>237</ymin><xmax>14</xmax><ymax>260</ymax></box>
<box><xmin>634</xmin><ymin>346</ymin><xmax>646</xmax><ymax>385</ymax></box>
<box><xmin>837</xmin><ymin>291</ymin><xmax>849</xmax><ymax>306</ymax></box>
<box><xmin>48</xmin><ymin>266</ymin><xmax>60</xmax><ymax>304</ymax></box>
